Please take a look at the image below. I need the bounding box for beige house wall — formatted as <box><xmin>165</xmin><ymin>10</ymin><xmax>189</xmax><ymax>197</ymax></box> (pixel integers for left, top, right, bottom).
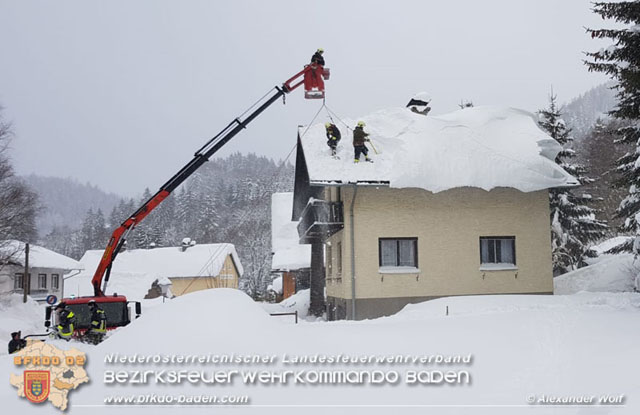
<box><xmin>325</xmin><ymin>186</ymin><xmax>553</xmax><ymax>305</ymax></box>
<box><xmin>169</xmin><ymin>254</ymin><xmax>240</xmax><ymax>297</ymax></box>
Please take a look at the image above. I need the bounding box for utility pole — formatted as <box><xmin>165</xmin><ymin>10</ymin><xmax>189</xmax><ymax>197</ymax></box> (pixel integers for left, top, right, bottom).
<box><xmin>22</xmin><ymin>243</ymin><xmax>30</xmax><ymax>303</ymax></box>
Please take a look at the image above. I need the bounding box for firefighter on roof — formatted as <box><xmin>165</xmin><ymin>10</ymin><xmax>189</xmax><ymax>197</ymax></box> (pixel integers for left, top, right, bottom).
<box><xmin>325</xmin><ymin>122</ymin><xmax>341</xmax><ymax>156</ymax></box>
<box><xmin>353</xmin><ymin>121</ymin><xmax>372</xmax><ymax>163</ymax></box>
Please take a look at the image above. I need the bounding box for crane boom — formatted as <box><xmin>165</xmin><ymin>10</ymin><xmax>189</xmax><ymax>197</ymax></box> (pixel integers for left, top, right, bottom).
<box><xmin>91</xmin><ymin>64</ymin><xmax>327</xmax><ymax>296</ymax></box>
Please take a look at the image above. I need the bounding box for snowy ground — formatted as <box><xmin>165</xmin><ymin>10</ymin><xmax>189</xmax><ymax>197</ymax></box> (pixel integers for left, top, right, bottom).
<box><xmin>0</xmin><ymin>294</ymin><xmax>48</xmax><ymax>355</ymax></box>
<box><xmin>2</xmin><ymin>288</ymin><xmax>639</xmax><ymax>415</ymax></box>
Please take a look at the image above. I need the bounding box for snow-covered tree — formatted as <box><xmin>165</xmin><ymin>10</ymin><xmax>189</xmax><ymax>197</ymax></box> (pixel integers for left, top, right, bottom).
<box><xmin>586</xmin><ymin>2</ymin><xmax>640</xmax><ymax>277</ymax></box>
<box><xmin>539</xmin><ymin>92</ymin><xmax>607</xmax><ymax>274</ymax></box>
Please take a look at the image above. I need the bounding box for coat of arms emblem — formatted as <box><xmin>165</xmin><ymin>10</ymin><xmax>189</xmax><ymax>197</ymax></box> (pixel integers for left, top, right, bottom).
<box><xmin>24</xmin><ymin>371</ymin><xmax>50</xmax><ymax>403</ymax></box>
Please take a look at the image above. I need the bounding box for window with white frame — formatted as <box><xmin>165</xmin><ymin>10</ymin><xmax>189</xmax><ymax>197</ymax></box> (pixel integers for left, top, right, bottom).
<box><xmin>38</xmin><ymin>273</ymin><xmax>47</xmax><ymax>289</ymax></box>
<box><xmin>379</xmin><ymin>238</ymin><xmax>418</xmax><ymax>268</ymax></box>
<box><xmin>52</xmin><ymin>274</ymin><xmax>60</xmax><ymax>290</ymax></box>
<box><xmin>480</xmin><ymin>236</ymin><xmax>516</xmax><ymax>266</ymax></box>
<box><xmin>326</xmin><ymin>245</ymin><xmax>333</xmax><ymax>276</ymax></box>
<box><xmin>14</xmin><ymin>273</ymin><xmax>23</xmax><ymax>290</ymax></box>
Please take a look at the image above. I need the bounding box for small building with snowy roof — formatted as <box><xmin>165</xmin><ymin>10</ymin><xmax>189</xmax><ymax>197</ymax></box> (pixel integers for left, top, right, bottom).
<box><xmin>0</xmin><ymin>240</ymin><xmax>83</xmax><ymax>302</ymax></box>
<box><xmin>271</xmin><ymin>192</ymin><xmax>311</xmax><ymax>300</ymax></box>
<box><xmin>292</xmin><ymin>105</ymin><xmax>578</xmax><ymax>320</ymax></box>
<box><xmin>74</xmin><ymin>243</ymin><xmax>242</xmax><ymax>299</ymax></box>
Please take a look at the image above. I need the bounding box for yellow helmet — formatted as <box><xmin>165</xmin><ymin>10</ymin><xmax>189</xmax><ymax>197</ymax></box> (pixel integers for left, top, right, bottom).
<box><xmin>317</xmin><ymin>48</ymin><xmax>324</xmax><ymax>54</ymax></box>
<box><xmin>357</xmin><ymin>121</ymin><xmax>365</xmax><ymax>127</ymax></box>
<box><xmin>325</xmin><ymin>122</ymin><xmax>331</xmax><ymax>128</ymax></box>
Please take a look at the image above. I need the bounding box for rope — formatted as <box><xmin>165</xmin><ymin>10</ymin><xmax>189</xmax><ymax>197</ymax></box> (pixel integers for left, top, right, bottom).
<box><xmin>298</xmin><ymin>102</ymin><xmax>327</xmax><ymax>138</ymax></box>
<box><xmin>324</xmin><ymin>104</ymin><xmax>354</xmax><ymax>132</ymax></box>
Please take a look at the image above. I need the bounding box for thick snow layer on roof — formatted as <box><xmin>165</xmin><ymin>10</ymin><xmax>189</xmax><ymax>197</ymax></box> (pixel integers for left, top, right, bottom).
<box><xmin>79</xmin><ymin>243</ymin><xmax>242</xmax><ymax>279</ymax></box>
<box><xmin>0</xmin><ymin>240</ymin><xmax>82</xmax><ymax>270</ymax></box>
<box><xmin>299</xmin><ymin>106</ymin><xmax>578</xmax><ymax>193</ymax></box>
<box><xmin>68</xmin><ymin>244</ymin><xmax>242</xmax><ymax>299</ymax></box>
<box><xmin>271</xmin><ymin>193</ymin><xmax>310</xmax><ymax>271</ymax></box>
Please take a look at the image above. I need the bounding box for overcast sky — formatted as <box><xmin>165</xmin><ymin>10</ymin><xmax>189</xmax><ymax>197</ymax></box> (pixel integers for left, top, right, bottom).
<box><xmin>0</xmin><ymin>0</ymin><xmax>612</xmax><ymax>196</ymax></box>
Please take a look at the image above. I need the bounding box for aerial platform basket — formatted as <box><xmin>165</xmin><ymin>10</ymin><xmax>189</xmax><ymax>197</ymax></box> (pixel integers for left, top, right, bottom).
<box><xmin>284</xmin><ymin>64</ymin><xmax>330</xmax><ymax>99</ymax></box>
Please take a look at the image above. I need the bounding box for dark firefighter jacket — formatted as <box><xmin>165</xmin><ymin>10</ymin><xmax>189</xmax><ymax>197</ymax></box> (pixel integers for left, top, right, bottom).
<box><xmin>90</xmin><ymin>308</ymin><xmax>107</xmax><ymax>333</ymax></box>
<box><xmin>353</xmin><ymin>126</ymin><xmax>369</xmax><ymax>146</ymax></box>
<box><xmin>8</xmin><ymin>338</ymin><xmax>26</xmax><ymax>354</ymax></box>
<box><xmin>326</xmin><ymin>124</ymin><xmax>341</xmax><ymax>142</ymax></box>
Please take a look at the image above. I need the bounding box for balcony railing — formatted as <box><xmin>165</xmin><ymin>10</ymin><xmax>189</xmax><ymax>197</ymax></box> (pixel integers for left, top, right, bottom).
<box><xmin>297</xmin><ymin>200</ymin><xmax>344</xmax><ymax>244</ymax></box>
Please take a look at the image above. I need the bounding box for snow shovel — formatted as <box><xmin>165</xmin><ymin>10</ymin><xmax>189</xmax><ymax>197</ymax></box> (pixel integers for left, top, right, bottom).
<box><xmin>366</xmin><ymin>139</ymin><xmax>379</xmax><ymax>155</ymax></box>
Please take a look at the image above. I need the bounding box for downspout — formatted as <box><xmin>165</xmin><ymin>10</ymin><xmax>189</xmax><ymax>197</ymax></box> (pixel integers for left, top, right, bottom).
<box><xmin>350</xmin><ymin>183</ymin><xmax>358</xmax><ymax>320</ymax></box>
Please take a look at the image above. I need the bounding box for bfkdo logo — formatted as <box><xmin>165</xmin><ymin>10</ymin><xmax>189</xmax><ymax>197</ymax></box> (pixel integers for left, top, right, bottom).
<box><xmin>24</xmin><ymin>371</ymin><xmax>50</xmax><ymax>403</ymax></box>
<box><xmin>10</xmin><ymin>343</ymin><xmax>89</xmax><ymax>411</ymax></box>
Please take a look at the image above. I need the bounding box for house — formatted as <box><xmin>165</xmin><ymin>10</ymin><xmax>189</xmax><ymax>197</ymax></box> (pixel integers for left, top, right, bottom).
<box><xmin>270</xmin><ymin>192</ymin><xmax>311</xmax><ymax>300</ymax></box>
<box><xmin>0</xmin><ymin>240</ymin><xmax>83</xmax><ymax>302</ymax></box>
<box><xmin>292</xmin><ymin>106</ymin><xmax>578</xmax><ymax>320</ymax></box>
<box><xmin>75</xmin><ymin>243</ymin><xmax>243</xmax><ymax>299</ymax></box>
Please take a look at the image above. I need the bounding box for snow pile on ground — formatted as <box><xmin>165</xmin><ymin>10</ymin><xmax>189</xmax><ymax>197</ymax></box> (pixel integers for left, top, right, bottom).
<box><xmin>0</xmin><ymin>240</ymin><xmax>82</xmax><ymax>270</ymax></box>
<box><xmin>260</xmin><ymin>289</ymin><xmax>311</xmax><ymax>322</ymax></box>
<box><xmin>300</xmin><ymin>106</ymin><xmax>577</xmax><ymax>193</ymax></box>
<box><xmin>2</xmin><ymin>289</ymin><xmax>640</xmax><ymax>414</ymax></box>
<box><xmin>385</xmin><ymin>291</ymin><xmax>640</xmax><ymax>321</ymax></box>
<box><xmin>555</xmin><ymin>254</ymin><xmax>639</xmax><ymax>294</ymax></box>
<box><xmin>278</xmin><ymin>288</ymin><xmax>310</xmax><ymax>319</ymax></box>
<box><xmin>271</xmin><ymin>193</ymin><xmax>310</xmax><ymax>271</ymax></box>
<box><xmin>0</xmin><ymin>294</ymin><xmax>46</xmax><ymax>354</ymax></box>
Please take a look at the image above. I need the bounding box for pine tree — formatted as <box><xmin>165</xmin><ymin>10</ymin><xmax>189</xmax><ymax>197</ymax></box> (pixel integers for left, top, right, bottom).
<box><xmin>586</xmin><ymin>2</ymin><xmax>640</xmax><ymax>264</ymax></box>
<box><xmin>80</xmin><ymin>208</ymin><xmax>95</xmax><ymax>251</ymax></box>
<box><xmin>538</xmin><ymin>92</ymin><xmax>607</xmax><ymax>274</ymax></box>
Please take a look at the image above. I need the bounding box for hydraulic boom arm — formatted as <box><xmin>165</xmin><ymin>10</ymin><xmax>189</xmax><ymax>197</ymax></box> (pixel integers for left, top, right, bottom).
<box><xmin>91</xmin><ymin>65</ymin><xmax>323</xmax><ymax>296</ymax></box>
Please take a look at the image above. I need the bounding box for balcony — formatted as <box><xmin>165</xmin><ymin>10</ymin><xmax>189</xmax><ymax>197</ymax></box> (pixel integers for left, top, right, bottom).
<box><xmin>297</xmin><ymin>200</ymin><xmax>344</xmax><ymax>244</ymax></box>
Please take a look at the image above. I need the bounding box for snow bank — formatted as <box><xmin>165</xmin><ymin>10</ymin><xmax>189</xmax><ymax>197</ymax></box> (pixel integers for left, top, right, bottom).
<box><xmin>3</xmin><ymin>289</ymin><xmax>640</xmax><ymax>413</ymax></box>
<box><xmin>385</xmin><ymin>291</ymin><xmax>640</xmax><ymax>321</ymax></box>
<box><xmin>279</xmin><ymin>288</ymin><xmax>310</xmax><ymax>319</ymax></box>
<box><xmin>94</xmin><ymin>289</ymin><xmax>275</xmax><ymax>354</ymax></box>
<box><xmin>554</xmin><ymin>254</ymin><xmax>639</xmax><ymax>294</ymax></box>
<box><xmin>300</xmin><ymin>106</ymin><xmax>577</xmax><ymax>193</ymax></box>
<box><xmin>0</xmin><ymin>294</ymin><xmax>46</xmax><ymax>355</ymax></box>
<box><xmin>0</xmin><ymin>240</ymin><xmax>82</xmax><ymax>270</ymax></box>
<box><xmin>271</xmin><ymin>193</ymin><xmax>310</xmax><ymax>271</ymax></box>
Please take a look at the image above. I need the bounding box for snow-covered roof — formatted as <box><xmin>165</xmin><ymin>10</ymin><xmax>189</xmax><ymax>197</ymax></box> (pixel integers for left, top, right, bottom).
<box><xmin>0</xmin><ymin>240</ymin><xmax>82</xmax><ymax>270</ymax></box>
<box><xmin>298</xmin><ymin>106</ymin><xmax>578</xmax><ymax>193</ymax></box>
<box><xmin>79</xmin><ymin>243</ymin><xmax>243</xmax><ymax>280</ymax></box>
<box><xmin>271</xmin><ymin>193</ymin><xmax>311</xmax><ymax>271</ymax></box>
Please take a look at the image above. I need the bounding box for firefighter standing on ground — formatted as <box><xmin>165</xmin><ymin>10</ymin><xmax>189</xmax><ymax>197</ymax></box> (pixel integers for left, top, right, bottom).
<box><xmin>86</xmin><ymin>300</ymin><xmax>107</xmax><ymax>344</ymax></box>
<box><xmin>353</xmin><ymin>121</ymin><xmax>372</xmax><ymax>163</ymax></box>
<box><xmin>55</xmin><ymin>302</ymin><xmax>75</xmax><ymax>341</ymax></box>
<box><xmin>8</xmin><ymin>331</ymin><xmax>26</xmax><ymax>354</ymax></box>
<box><xmin>325</xmin><ymin>122</ymin><xmax>341</xmax><ymax>156</ymax></box>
